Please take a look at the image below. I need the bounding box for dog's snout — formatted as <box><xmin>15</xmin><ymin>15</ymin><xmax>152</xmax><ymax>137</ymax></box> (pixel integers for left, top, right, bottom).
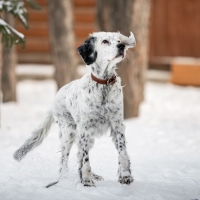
<box><xmin>117</xmin><ymin>43</ymin><xmax>125</xmax><ymax>49</ymax></box>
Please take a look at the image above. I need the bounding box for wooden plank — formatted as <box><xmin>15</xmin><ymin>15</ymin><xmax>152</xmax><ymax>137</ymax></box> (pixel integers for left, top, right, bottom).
<box><xmin>26</xmin><ymin>6</ymin><xmax>48</xmax><ymax>12</ymax></box>
<box><xmin>17</xmin><ymin>42</ymin><xmax>50</xmax><ymax>53</ymax></box>
<box><xmin>149</xmin><ymin>0</ymin><xmax>167</xmax><ymax>57</ymax></box>
<box><xmin>150</xmin><ymin>0</ymin><xmax>200</xmax><ymax>59</ymax></box>
<box><xmin>18</xmin><ymin>53</ymin><xmax>52</xmax><ymax>64</ymax></box>
<box><xmin>22</xmin><ymin>9</ymin><xmax>95</xmax><ymax>23</ymax></box>
<box><xmin>74</xmin><ymin>8</ymin><xmax>95</xmax><ymax>22</ymax></box>
<box><xmin>16</xmin><ymin>27</ymin><xmax>49</xmax><ymax>37</ymax></box>
<box><xmin>75</xmin><ymin>23</ymin><xmax>95</xmax><ymax>38</ymax></box>
<box><xmin>17</xmin><ymin>37</ymin><xmax>50</xmax><ymax>53</ymax></box>
<box><xmin>74</xmin><ymin>0</ymin><xmax>96</xmax><ymax>7</ymax></box>
<box><xmin>30</xmin><ymin>0</ymin><xmax>47</xmax><ymax>6</ymax></box>
<box><xmin>28</xmin><ymin>12</ymin><xmax>48</xmax><ymax>21</ymax></box>
<box><xmin>26</xmin><ymin>9</ymin><xmax>95</xmax><ymax>23</ymax></box>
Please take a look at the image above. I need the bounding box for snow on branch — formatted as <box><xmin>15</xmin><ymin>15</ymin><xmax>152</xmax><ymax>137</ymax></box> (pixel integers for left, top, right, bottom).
<box><xmin>0</xmin><ymin>0</ymin><xmax>40</xmax><ymax>29</ymax></box>
<box><xmin>0</xmin><ymin>18</ymin><xmax>25</xmax><ymax>47</ymax></box>
<box><xmin>0</xmin><ymin>0</ymin><xmax>41</xmax><ymax>47</ymax></box>
<box><xmin>0</xmin><ymin>0</ymin><xmax>28</xmax><ymax>28</ymax></box>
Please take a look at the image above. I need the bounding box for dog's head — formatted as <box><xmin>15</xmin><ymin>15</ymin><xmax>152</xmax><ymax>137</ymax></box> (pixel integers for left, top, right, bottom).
<box><xmin>77</xmin><ymin>32</ymin><xmax>136</xmax><ymax>66</ymax></box>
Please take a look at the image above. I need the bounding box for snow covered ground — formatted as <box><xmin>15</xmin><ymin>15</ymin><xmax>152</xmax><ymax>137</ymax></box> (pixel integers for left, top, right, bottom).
<box><xmin>1</xmin><ymin>80</ymin><xmax>200</xmax><ymax>200</ymax></box>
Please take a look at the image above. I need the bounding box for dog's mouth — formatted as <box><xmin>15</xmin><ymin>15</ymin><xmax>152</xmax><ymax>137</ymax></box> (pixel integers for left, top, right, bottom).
<box><xmin>115</xmin><ymin>52</ymin><xmax>124</xmax><ymax>59</ymax></box>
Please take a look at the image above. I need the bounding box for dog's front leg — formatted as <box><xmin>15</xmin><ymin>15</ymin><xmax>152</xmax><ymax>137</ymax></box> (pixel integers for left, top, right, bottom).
<box><xmin>111</xmin><ymin>122</ymin><xmax>133</xmax><ymax>185</ymax></box>
<box><xmin>77</xmin><ymin>125</ymin><xmax>95</xmax><ymax>187</ymax></box>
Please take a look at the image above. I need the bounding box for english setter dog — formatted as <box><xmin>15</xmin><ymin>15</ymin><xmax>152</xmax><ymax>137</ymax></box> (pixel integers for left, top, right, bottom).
<box><xmin>14</xmin><ymin>31</ymin><xmax>136</xmax><ymax>187</ymax></box>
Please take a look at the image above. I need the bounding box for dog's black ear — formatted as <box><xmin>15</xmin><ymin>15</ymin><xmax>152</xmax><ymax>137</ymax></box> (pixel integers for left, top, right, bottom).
<box><xmin>77</xmin><ymin>37</ymin><xmax>97</xmax><ymax>65</ymax></box>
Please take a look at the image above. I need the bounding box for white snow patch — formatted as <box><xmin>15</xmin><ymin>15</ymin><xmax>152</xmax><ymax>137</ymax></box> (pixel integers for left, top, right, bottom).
<box><xmin>1</xmin><ymin>80</ymin><xmax>200</xmax><ymax>200</ymax></box>
<box><xmin>16</xmin><ymin>64</ymin><xmax>55</xmax><ymax>76</ymax></box>
<box><xmin>0</xmin><ymin>18</ymin><xmax>8</xmax><ymax>26</ymax></box>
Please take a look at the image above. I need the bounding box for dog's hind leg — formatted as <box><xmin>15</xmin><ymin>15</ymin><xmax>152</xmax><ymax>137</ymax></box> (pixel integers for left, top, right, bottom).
<box><xmin>44</xmin><ymin>112</ymin><xmax>76</xmax><ymax>188</ymax></box>
<box><xmin>77</xmin><ymin>129</ymin><xmax>96</xmax><ymax>187</ymax></box>
<box><xmin>57</xmin><ymin>114</ymin><xmax>77</xmax><ymax>179</ymax></box>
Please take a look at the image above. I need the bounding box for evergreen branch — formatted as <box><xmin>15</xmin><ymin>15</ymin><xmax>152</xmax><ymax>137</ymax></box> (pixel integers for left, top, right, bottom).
<box><xmin>0</xmin><ymin>0</ymin><xmax>29</xmax><ymax>29</ymax></box>
<box><xmin>0</xmin><ymin>0</ymin><xmax>41</xmax><ymax>48</ymax></box>
<box><xmin>0</xmin><ymin>18</ymin><xmax>25</xmax><ymax>47</ymax></box>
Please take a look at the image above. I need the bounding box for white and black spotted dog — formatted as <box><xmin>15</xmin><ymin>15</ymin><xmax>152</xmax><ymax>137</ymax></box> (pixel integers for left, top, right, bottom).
<box><xmin>14</xmin><ymin>31</ymin><xmax>136</xmax><ymax>187</ymax></box>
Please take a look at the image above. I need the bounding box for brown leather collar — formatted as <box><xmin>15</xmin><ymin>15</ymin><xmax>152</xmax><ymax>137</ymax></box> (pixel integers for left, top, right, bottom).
<box><xmin>91</xmin><ymin>73</ymin><xmax>117</xmax><ymax>85</ymax></box>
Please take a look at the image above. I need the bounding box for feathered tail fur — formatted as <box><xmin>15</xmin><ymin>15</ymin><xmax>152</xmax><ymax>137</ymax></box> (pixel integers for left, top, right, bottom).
<box><xmin>14</xmin><ymin>110</ymin><xmax>54</xmax><ymax>161</ymax></box>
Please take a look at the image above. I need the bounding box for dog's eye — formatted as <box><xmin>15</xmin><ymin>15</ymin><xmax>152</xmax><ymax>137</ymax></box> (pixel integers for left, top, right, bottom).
<box><xmin>102</xmin><ymin>40</ymin><xmax>109</xmax><ymax>44</ymax></box>
<box><xmin>118</xmin><ymin>40</ymin><xmax>120</xmax><ymax>43</ymax></box>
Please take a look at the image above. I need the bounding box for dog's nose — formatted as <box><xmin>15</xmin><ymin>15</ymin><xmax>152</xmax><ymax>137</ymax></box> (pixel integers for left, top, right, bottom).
<box><xmin>117</xmin><ymin>43</ymin><xmax>125</xmax><ymax>49</ymax></box>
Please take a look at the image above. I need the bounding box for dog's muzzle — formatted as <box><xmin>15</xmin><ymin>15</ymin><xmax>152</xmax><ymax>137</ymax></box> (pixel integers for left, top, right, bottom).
<box><xmin>116</xmin><ymin>43</ymin><xmax>125</xmax><ymax>58</ymax></box>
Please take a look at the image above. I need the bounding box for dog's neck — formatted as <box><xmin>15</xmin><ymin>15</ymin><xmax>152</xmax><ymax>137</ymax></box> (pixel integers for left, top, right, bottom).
<box><xmin>89</xmin><ymin>62</ymin><xmax>117</xmax><ymax>80</ymax></box>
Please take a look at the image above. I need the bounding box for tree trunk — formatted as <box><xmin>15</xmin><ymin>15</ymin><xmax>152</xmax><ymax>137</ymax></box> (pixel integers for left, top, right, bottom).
<box><xmin>2</xmin><ymin>12</ymin><xmax>17</xmax><ymax>102</ymax></box>
<box><xmin>47</xmin><ymin>0</ymin><xmax>78</xmax><ymax>89</ymax></box>
<box><xmin>97</xmin><ymin>0</ymin><xmax>151</xmax><ymax>118</ymax></box>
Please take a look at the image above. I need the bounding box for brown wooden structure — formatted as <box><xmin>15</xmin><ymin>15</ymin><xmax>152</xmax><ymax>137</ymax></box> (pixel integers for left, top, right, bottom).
<box><xmin>150</xmin><ymin>0</ymin><xmax>200</xmax><ymax>58</ymax></box>
<box><xmin>16</xmin><ymin>0</ymin><xmax>96</xmax><ymax>63</ymax></box>
<box><xmin>16</xmin><ymin>0</ymin><xmax>200</xmax><ymax>71</ymax></box>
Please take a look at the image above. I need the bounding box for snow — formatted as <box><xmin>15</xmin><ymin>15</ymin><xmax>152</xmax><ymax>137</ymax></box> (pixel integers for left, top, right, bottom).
<box><xmin>16</xmin><ymin>64</ymin><xmax>55</xmax><ymax>77</ymax></box>
<box><xmin>1</xmin><ymin>80</ymin><xmax>200</xmax><ymax>200</ymax></box>
<box><xmin>0</xmin><ymin>18</ymin><xmax>24</xmax><ymax>39</ymax></box>
<box><xmin>7</xmin><ymin>23</ymin><xmax>25</xmax><ymax>39</ymax></box>
<box><xmin>0</xmin><ymin>0</ymin><xmax>28</xmax><ymax>28</ymax></box>
<box><xmin>146</xmin><ymin>69</ymin><xmax>171</xmax><ymax>82</ymax></box>
<box><xmin>15</xmin><ymin>64</ymin><xmax>86</xmax><ymax>78</ymax></box>
<box><xmin>0</xmin><ymin>18</ymin><xmax>9</xmax><ymax>26</ymax></box>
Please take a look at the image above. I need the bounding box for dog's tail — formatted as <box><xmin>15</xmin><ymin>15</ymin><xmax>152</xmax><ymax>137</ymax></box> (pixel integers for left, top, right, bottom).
<box><xmin>14</xmin><ymin>110</ymin><xmax>54</xmax><ymax>161</ymax></box>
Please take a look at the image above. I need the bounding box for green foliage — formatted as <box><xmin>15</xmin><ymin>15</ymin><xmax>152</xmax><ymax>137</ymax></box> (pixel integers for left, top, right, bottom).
<box><xmin>0</xmin><ymin>18</ymin><xmax>25</xmax><ymax>47</ymax></box>
<box><xmin>0</xmin><ymin>0</ymin><xmax>41</xmax><ymax>47</ymax></box>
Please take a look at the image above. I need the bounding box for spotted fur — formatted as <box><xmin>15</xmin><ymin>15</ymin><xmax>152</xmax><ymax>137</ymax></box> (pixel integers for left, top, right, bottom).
<box><xmin>14</xmin><ymin>32</ymin><xmax>136</xmax><ymax>187</ymax></box>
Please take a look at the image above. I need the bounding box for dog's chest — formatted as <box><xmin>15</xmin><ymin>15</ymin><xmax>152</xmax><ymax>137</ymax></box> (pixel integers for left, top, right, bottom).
<box><xmin>81</xmin><ymin>82</ymin><xmax>122</xmax><ymax>121</ymax></box>
<box><xmin>62</xmin><ymin>77</ymin><xmax>123</xmax><ymax>130</ymax></box>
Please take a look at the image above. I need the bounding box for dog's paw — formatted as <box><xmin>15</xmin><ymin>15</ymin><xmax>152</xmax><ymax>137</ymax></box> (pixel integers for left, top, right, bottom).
<box><xmin>82</xmin><ymin>179</ymin><xmax>95</xmax><ymax>187</ymax></box>
<box><xmin>119</xmin><ymin>176</ymin><xmax>133</xmax><ymax>185</ymax></box>
<box><xmin>92</xmin><ymin>173</ymin><xmax>104</xmax><ymax>181</ymax></box>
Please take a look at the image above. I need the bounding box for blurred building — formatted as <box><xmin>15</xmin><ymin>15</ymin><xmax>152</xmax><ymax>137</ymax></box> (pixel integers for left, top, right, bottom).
<box><xmin>16</xmin><ymin>0</ymin><xmax>200</xmax><ymax>86</ymax></box>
